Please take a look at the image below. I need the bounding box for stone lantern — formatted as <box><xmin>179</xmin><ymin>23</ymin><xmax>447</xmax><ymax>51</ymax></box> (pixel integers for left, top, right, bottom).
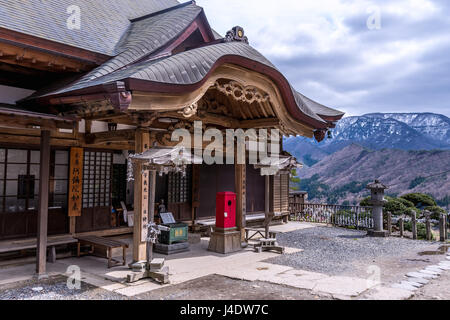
<box><xmin>366</xmin><ymin>180</ymin><xmax>389</xmax><ymax>237</ymax></box>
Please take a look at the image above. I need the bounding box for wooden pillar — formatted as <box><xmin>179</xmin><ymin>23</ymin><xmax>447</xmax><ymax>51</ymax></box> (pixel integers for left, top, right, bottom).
<box><xmin>399</xmin><ymin>218</ymin><xmax>404</xmax><ymax>238</ymax></box>
<box><xmin>412</xmin><ymin>212</ymin><xmax>418</xmax><ymax>240</ymax></box>
<box><xmin>36</xmin><ymin>130</ymin><xmax>51</xmax><ymax>276</ymax></box>
<box><xmin>425</xmin><ymin>217</ymin><xmax>432</xmax><ymax>241</ymax></box>
<box><xmin>387</xmin><ymin>211</ymin><xmax>392</xmax><ymax>236</ymax></box>
<box><xmin>146</xmin><ymin>170</ymin><xmax>156</xmax><ymax>266</ymax></box>
<box><xmin>133</xmin><ymin>129</ymin><xmax>150</xmax><ymax>263</ymax></box>
<box><xmin>264</xmin><ymin>175</ymin><xmax>270</xmax><ymax>238</ymax></box>
<box><xmin>235</xmin><ymin>163</ymin><xmax>246</xmax><ymax>241</ymax></box>
<box><xmin>440</xmin><ymin>215</ymin><xmax>446</xmax><ymax>242</ymax></box>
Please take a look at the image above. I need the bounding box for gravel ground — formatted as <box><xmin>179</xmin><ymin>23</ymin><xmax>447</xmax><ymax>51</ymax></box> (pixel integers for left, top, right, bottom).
<box><xmin>0</xmin><ymin>275</ymin><xmax>128</xmax><ymax>300</ymax></box>
<box><xmin>266</xmin><ymin>226</ymin><xmax>442</xmax><ymax>279</ymax></box>
<box><xmin>0</xmin><ymin>274</ymin><xmax>333</xmax><ymax>301</ymax></box>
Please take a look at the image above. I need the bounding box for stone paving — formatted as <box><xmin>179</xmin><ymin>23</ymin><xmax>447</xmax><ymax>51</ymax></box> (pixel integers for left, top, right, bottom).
<box><xmin>0</xmin><ymin>222</ymin><xmax>448</xmax><ymax>300</ymax></box>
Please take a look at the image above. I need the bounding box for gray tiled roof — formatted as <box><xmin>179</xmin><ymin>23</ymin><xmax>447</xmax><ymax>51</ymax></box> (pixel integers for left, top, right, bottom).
<box><xmin>4</xmin><ymin>1</ymin><xmax>343</xmax><ymax>125</ymax></box>
<box><xmin>294</xmin><ymin>91</ymin><xmax>344</xmax><ymax>118</ymax></box>
<box><xmin>79</xmin><ymin>3</ymin><xmax>203</xmax><ymax>82</ymax></box>
<box><xmin>40</xmin><ymin>42</ymin><xmax>276</xmax><ymax>95</ymax></box>
<box><xmin>40</xmin><ymin>41</ymin><xmax>342</xmax><ymax>124</ymax></box>
<box><xmin>0</xmin><ymin>0</ymin><xmax>180</xmax><ymax>56</ymax></box>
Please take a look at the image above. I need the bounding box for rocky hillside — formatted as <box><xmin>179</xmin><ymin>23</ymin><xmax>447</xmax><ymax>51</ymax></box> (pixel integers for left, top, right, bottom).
<box><xmin>297</xmin><ymin>144</ymin><xmax>450</xmax><ymax>207</ymax></box>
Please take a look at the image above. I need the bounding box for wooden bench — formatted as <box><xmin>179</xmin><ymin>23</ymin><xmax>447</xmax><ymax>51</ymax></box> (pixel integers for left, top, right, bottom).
<box><xmin>0</xmin><ymin>236</ymin><xmax>78</xmax><ymax>263</ymax></box>
<box><xmin>76</xmin><ymin>235</ymin><xmax>129</xmax><ymax>268</ymax></box>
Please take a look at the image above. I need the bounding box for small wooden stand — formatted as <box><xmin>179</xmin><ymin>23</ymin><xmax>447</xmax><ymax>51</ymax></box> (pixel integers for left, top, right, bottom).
<box><xmin>254</xmin><ymin>238</ymin><xmax>285</xmax><ymax>254</ymax></box>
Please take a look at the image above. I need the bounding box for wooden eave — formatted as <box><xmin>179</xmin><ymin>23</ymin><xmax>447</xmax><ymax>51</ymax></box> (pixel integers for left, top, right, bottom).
<box><xmin>0</xmin><ymin>27</ymin><xmax>110</xmax><ymax>65</ymax></box>
<box><xmin>0</xmin><ymin>106</ymin><xmax>76</xmax><ymax>130</ymax></box>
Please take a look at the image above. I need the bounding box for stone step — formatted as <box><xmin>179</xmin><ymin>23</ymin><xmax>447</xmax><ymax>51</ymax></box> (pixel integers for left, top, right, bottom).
<box><xmin>405</xmin><ymin>281</ymin><xmax>424</xmax><ymax>288</ymax></box>
<box><xmin>419</xmin><ymin>269</ymin><xmax>440</xmax><ymax>276</ymax></box>
<box><xmin>392</xmin><ymin>282</ymin><xmax>418</xmax><ymax>291</ymax></box>
<box><xmin>438</xmin><ymin>264</ymin><xmax>450</xmax><ymax>270</ymax></box>
<box><xmin>425</xmin><ymin>267</ymin><xmax>443</xmax><ymax>274</ymax></box>
<box><xmin>406</xmin><ymin>277</ymin><xmax>429</xmax><ymax>285</ymax></box>
<box><xmin>426</xmin><ymin>265</ymin><xmax>445</xmax><ymax>271</ymax></box>
<box><xmin>407</xmin><ymin>272</ymin><xmax>437</xmax><ymax>279</ymax></box>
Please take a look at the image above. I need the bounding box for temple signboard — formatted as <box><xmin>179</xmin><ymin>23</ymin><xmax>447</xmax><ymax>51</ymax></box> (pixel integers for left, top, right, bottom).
<box><xmin>141</xmin><ymin>170</ymin><xmax>150</xmax><ymax>242</ymax></box>
<box><xmin>68</xmin><ymin>147</ymin><xmax>83</xmax><ymax>217</ymax></box>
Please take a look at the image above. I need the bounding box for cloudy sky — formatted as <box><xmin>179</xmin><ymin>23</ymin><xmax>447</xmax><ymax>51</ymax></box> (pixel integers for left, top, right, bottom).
<box><xmin>195</xmin><ymin>0</ymin><xmax>450</xmax><ymax>117</ymax></box>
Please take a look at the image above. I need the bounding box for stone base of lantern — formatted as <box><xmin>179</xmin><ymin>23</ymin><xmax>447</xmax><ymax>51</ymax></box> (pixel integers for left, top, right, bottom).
<box><xmin>367</xmin><ymin>229</ymin><xmax>389</xmax><ymax>238</ymax></box>
<box><xmin>208</xmin><ymin>227</ymin><xmax>242</xmax><ymax>254</ymax></box>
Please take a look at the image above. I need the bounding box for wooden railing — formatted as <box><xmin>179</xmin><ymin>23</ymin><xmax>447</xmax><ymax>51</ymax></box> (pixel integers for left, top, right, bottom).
<box><xmin>289</xmin><ymin>202</ymin><xmax>374</xmax><ymax>230</ymax></box>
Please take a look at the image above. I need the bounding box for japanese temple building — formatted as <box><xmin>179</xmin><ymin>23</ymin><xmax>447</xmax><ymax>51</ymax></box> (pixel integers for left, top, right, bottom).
<box><xmin>0</xmin><ymin>0</ymin><xmax>344</xmax><ymax>275</ymax></box>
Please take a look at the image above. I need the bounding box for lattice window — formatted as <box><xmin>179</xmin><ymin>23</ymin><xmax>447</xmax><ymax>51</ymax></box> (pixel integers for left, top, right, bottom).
<box><xmin>167</xmin><ymin>169</ymin><xmax>192</xmax><ymax>204</ymax></box>
<box><xmin>0</xmin><ymin>148</ymin><xmax>69</xmax><ymax>213</ymax></box>
<box><xmin>82</xmin><ymin>151</ymin><xmax>112</xmax><ymax>208</ymax></box>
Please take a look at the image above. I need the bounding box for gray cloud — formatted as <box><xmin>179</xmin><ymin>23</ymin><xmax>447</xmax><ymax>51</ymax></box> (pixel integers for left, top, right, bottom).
<box><xmin>198</xmin><ymin>0</ymin><xmax>450</xmax><ymax>117</ymax></box>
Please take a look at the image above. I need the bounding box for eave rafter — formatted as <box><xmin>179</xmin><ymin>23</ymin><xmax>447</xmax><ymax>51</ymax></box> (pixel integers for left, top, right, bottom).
<box><xmin>0</xmin><ymin>41</ymin><xmax>94</xmax><ymax>73</ymax></box>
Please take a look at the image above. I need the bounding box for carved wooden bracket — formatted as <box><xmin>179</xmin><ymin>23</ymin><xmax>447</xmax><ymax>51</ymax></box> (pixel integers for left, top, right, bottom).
<box><xmin>102</xmin><ymin>82</ymin><xmax>132</xmax><ymax>112</ymax></box>
<box><xmin>178</xmin><ymin>102</ymin><xmax>198</xmax><ymax>118</ymax></box>
<box><xmin>214</xmin><ymin>81</ymin><xmax>269</xmax><ymax>105</ymax></box>
<box><xmin>128</xmin><ymin>111</ymin><xmax>159</xmax><ymax>127</ymax></box>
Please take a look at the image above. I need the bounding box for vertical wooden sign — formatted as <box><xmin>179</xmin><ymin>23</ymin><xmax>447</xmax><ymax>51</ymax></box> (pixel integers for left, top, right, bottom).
<box><xmin>140</xmin><ymin>170</ymin><xmax>150</xmax><ymax>242</ymax></box>
<box><xmin>68</xmin><ymin>147</ymin><xmax>83</xmax><ymax>217</ymax></box>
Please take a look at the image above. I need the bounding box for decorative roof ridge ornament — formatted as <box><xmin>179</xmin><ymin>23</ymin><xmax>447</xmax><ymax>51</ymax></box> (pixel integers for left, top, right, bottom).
<box><xmin>224</xmin><ymin>26</ymin><xmax>249</xmax><ymax>44</ymax></box>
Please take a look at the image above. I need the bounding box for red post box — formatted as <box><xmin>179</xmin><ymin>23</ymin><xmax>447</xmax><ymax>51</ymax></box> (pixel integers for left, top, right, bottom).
<box><xmin>216</xmin><ymin>192</ymin><xmax>236</xmax><ymax>229</ymax></box>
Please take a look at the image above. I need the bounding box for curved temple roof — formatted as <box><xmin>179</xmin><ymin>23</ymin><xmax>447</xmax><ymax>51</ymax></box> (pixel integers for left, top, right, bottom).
<box><xmin>17</xmin><ymin>0</ymin><xmax>344</xmax><ymax>133</ymax></box>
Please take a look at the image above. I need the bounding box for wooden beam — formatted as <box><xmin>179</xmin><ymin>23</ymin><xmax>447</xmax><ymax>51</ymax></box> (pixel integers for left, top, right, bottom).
<box><xmin>36</xmin><ymin>130</ymin><xmax>51</xmax><ymax>276</ymax></box>
<box><xmin>160</xmin><ymin>111</ymin><xmax>239</xmax><ymax>128</ymax></box>
<box><xmin>159</xmin><ymin>112</ymin><xmax>279</xmax><ymax>130</ymax></box>
<box><xmin>133</xmin><ymin>129</ymin><xmax>150</xmax><ymax>263</ymax></box>
<box><xmin>83</xmin><ymin>112</ymin><xmax>128</xmax><ymax>122</ymax></box>
<box><xmin>146</xmin><ymin>170</ymin><xmax>157</xmax><ymax>266</ymax></box>
<box><xmin>265</xmin><ymin>175</ymin><xmax>270</xmax><ymax>238</ymax></box>
<box><xmin>240</xmin><ymin>118</ymin><xmax>280</xmax><ymax>129</ymax></box>
<box><xmin>0</xmin><ymin>114</ymin><xmax>74</xmax><ymax>130</ymax></box>
<box><xmin>235</xmin><ymin>162</ymin><xmax>246</xmax><ymax>242</ymax></box>
<box><xmin>85</xmin><ymin>129</ymin><xmax>135</xmax><ymax>145</ymax></box>
<box><xmin>0</xmin><ymin>41</ymin><xmax>93</xmax><ymax>72</ymax></box>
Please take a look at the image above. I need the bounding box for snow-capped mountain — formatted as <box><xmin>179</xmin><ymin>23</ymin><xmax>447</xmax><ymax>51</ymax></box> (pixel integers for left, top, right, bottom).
<box><xmin>284</xmin><ymin>113</ymin><xmax>450</xmax><ymax>206</ymax></box>
<box><xmin>284</xmin><ymin>112</ymin><xmax>450</xmax><ymax>166</ymax></box>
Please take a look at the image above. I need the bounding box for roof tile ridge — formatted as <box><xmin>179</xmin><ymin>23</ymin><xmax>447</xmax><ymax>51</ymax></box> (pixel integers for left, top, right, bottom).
<box><xmin>130</xmin><ymin>1</ymin><xmax>197</xmax><ymax>23</ymax></box>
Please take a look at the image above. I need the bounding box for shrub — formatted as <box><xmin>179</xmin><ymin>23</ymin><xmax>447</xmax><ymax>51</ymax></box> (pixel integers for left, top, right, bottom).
<box><xmin>360</xmin><ymin>196</ymin><xmax>418</xmax><ymax>217</ymax></box>
<box><xmin>359</xmin><ymin>197</ymin><xmax>371</xmax><ymax>207</ymax></box>
<box><xmin>400</xmin><ymin>193</ymin><xmax>437</xmax><ymax>208</ymax></box>
<box><xmin>402</xmin><ymin>221</ymin><xmax>434</xmax><ymax>240</ymax></box>
<box><xmin>396</xmin><ymin>198</ymin><xmax>415</xmax><ymax>208</ymax></box>
<box><xmin>385</xmin><ymin>198</ymin><xmax>408</xmax><ymax>216</ymax></box>
<box><xmin>424</xmin><ymin>206</ymin><xmax>447</xmax><ymax>220</ymax></box>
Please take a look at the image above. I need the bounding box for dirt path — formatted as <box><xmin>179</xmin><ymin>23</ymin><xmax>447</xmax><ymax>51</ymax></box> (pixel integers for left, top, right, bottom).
<box><xmin>135</xmin><ymin>274</ymin><xmax>333</xmax><ymax>300</ymax></box>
